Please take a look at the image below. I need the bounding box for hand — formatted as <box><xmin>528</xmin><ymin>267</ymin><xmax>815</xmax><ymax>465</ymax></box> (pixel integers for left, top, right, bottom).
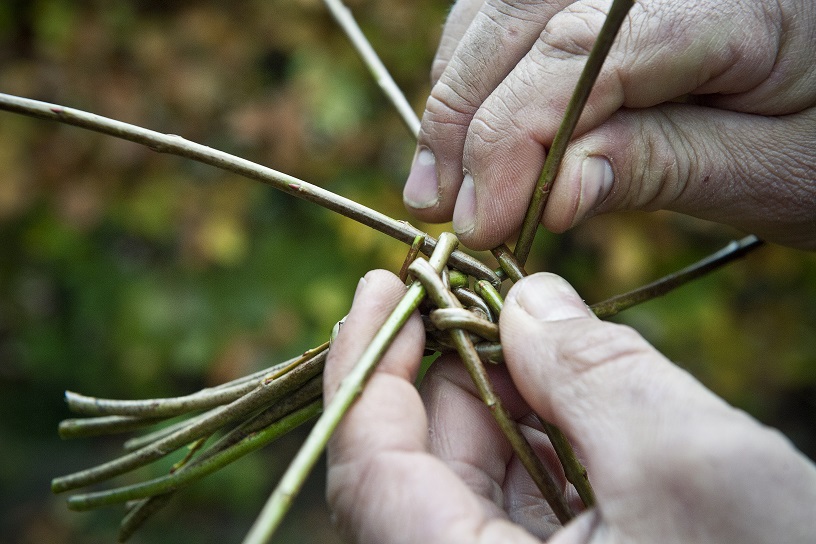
<box><xmin>402</xmin><ymin>0</ymin><xmax>816</xmax><ymax>250</ymax></box>
<box><xmin>324</xmin><ymin>270</ymin><xmax>816</xmax><ymax>543</ymax></box>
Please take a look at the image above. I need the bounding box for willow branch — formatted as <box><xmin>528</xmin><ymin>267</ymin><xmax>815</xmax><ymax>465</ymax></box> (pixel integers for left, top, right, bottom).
<box><xmin>399</xmin><ymin>234</ymin><xmax>425</xmax><ymax>283</ymax></box>
<box><xmin>241</xmin><ymin>233</ymin><xmax>460</xmax><ymax>544</ymax></box>
<box><xmin>117</xmin><ymin>376</ymin><xmax>324</xmax><ymax>541</ymax></box>
<box><xmin>430</xmin><ymin>308</ymin><xmax>500</xmax><ymax>342</ymax></box>
<box><xmin>66</xmin><ymin>401</ymin><xmax>322</xmax><ymax>511</ymax></box>
<box><xmin>64</xmin><ymin>377</ymin><xmax>264</xmax><ymax>418</ymax></box>
<box><xmin>0</xmin><ymin>93</ymin><xmax>497</xmax><ymax>284</ymax></box>
<box><xmin>492</xmin><ymin>244</ymin><xmax>528</xmax><ymax>283</ymax></box>
<box><xmin>538</xmin><ymin>419</ymin><xmax>595</xmax><ymax>508</ymax></box>
<box><xmin>119</xmin><ymin>494</ymin><xmax>174</xmax><ymax>543</ymax></box>
<box><xmin>118</xmin><ymin>345</ymin><xmax>327</xmax><ymax>452</ymax></box>
<box><xmin>323</xmin><ymin>0</ymin><xmax>421</xmax><ymax>136</ymax></box>
<box><xmin>59</xmin><ymin>415</ymin><xmax>163</xmax><ymax>439</ymax></box>
<box><xmin>210</xmin><ymin>342</ymin><xmax>329</xmax><ymax>392</ymax></box>
<box><xmin>453</xmin><ymin>287</ymin><xmax>495</xmax><ymax>322</ymax></box>
<box><xmin>471</xmin><ymin>265</ymin><xmax>596</xmax><ymax>507</ymax></box>
<box><xmin>513</xmin><ymin>0</ymin><xmax>635</xmax><ymax>266</ymax></box>
<box><xmin>591</xmin><ymin>235</ymin><xmax>764</xmax><ymax>319</ymax></box>
<box><xmin>409</xmin><ymin>258</ymin><xmax>573</xmax><ymax>523</ymax></box>
<box><xmin>52</xmin><ymin>351</ymin><xmax>326</xmax><ymax>493</ymax></box>
<box><xmin>475</xmin><ymin>280</ymin><xmax>505</xmax><ymax>317</ymax></box>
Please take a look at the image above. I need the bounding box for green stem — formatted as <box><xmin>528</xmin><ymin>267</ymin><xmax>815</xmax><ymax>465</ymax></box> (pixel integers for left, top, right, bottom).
<box><xmin>492</xmin><ymin>244</ymin><xmax>528</xmax><ymax>283</ymax></box>
<box><xmin>66</xmin><ymin>401</ymin><xmax>322</xmax><ymax>511</ymax></box>
<box><xmin>64</xmin><ymin>377</ymin><xmax>264</xmax><ymax>418</ymax></box>
<box><xmin>475</xmin><ymin>280</ymin><xmax>505</xmax><ymax>316</ymax></box>
<box><xmin>513</xmin><ymin>0</ymin><xmax>635</xmax><ymax>266</ymax></box>
<box><xmin>430</xmin><ymin>308</ymin><xmax>500</xmax><ymax>342</ymax></box>
<box><xmin>117</xmin><ymin>376</ymin><xmax>324</xmax><ymax>541</ymax></box>
<box><xmin>59</xmin><ymin>415</ymin><xmax>163</xmax><ymax>439</ymax></box>
<box><xmin>591</xmin><ymin>235</ymin><xmax>764</xmax><ymax>318</ymax></box>
<box><xmin>241</xmin><ymin>233</ymin><xmax>461</xmax><ymax>544</ymax></box>
<box><xmin>538</xmin><ymin>418</ymin><xmax>595</xmax><ymax>508</ymax></box>
<box><xmin>0</xmin><ymin>93</ymin><xmax>498</xmax><ymax>284</ymax></box>
<box><xmin>400</xmin><ymin>234</ymin><xmax>426</xmax><ymax>283</ymax></box>
<box><xmin>473</xmin><ymin>267</ymin><xmax>597</xmax><ymax>507</ymax></box>
<box><xmin>52</xmin><ymin>351</ymin><xmax>325</xmax><ymax>493</ymax></box>
<box><xmin>323</xmin><ymin>0</ymin><xmax>421</xmax><ymax>136</ymax></box>
<box><xmin>408</xmin><ymin>258</ymin><xmax>574</xmax><ymax>524</ymax></box>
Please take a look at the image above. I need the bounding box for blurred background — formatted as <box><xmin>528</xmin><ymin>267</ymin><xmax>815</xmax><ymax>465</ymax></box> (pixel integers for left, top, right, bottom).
<box><xmin>0</xmin><ymin>0</ymin><xmax>814</xmax><ymax>542</ymax></box>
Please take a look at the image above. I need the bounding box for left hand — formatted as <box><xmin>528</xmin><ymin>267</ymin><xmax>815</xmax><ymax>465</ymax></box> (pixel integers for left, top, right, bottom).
<box><xmin>324</xmin><ymin>270</ymin><xmax>567</xmax><ymax>543</ymax></box>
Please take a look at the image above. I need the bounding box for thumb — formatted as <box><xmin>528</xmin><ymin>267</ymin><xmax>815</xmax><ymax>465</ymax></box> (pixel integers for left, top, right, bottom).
<box><xmin>499</xmin><ymin>273</ymin><xmax>734</xmax><ymax>489</ymax></box>
<box><xmin>545</xmin><ymin>104</ymin><xmax>816</xmax><ymax>250</ymax></box>
<box><xmin>501</xmin><ymin>273</ymin><xmax>816</xmax><ymax>543</ymax></box>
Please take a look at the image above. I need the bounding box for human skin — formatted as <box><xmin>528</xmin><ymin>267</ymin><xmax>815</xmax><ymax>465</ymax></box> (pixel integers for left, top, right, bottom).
<box><xmin>323</xmin><ymin>1</ymin><xmax>816</xmax><ymax>541</ymax></box>
<box><xmin>402</xmin><ymin>0</ymin><xmax>816</xmax><ymax>250</ymax></box>
<box><xmin>324</xmin><ymin>270</ymin><xmax>816</xmax><ymax>543</ymax></box>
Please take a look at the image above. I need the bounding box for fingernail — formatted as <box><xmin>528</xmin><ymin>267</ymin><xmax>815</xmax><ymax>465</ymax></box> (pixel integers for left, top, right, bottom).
<box><xmin>403</xmin><ymin>147</ymin><xmax>439</xmax><ymax>209</ymax></box>
<box><xmin>509</xmin><ymin>273</ymin><xmax>591</xmax><ymax>322</ymax></box>
<box><xmin>574</xmin><ymin>156</ymin><xmax>613</xmax><ymax>225</ymax></box>
<box><xmin>452</xmin><ymin>172</ymin><xmax>476</xmax><ymax>235</ymax></box>
<box><xmin>353</xmin><ymin>276</ymin><xmax>368</xmax><ymax>300</ymax></box>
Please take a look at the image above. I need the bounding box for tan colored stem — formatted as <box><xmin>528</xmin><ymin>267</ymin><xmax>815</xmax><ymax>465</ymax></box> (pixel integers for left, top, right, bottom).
<box><xmin>408</xmin><ymin>258</ymin><xmax>574</xmax><ymax>524</ymax></box>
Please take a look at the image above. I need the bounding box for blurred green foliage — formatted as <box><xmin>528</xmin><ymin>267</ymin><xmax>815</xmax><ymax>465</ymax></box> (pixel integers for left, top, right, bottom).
<box><xmin>0</xmin><ymin>1</ymin><xmax>813</xmax><ymax>543</ymax></box>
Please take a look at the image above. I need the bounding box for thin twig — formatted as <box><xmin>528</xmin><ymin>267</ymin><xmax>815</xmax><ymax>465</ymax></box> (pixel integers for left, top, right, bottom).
<box><xmin>211</xmin><ymin>342</ymin><xmax>329</xmax><ymax>391</ymax></box>
<box><xmin>471</xmin><ymin>266</ymin><xmax>597</xmax><ymax>507</ymax></box>
<box><xmin>117</xmin><ymin>375</ymin><xmax>324</xmax><ymax>541</ymax></box>
<box><xmin>591</xmin><ymin>235</ymin><xmax>764</xmax><ymax>318</ymax></box>
<box><xmin>59</xmin><ymin>415</ymin><xmax>163</xmax><ymax>439</ymax></box>
<box><xmin>241</xmin><ymin>233</ymin><xmax>461</xmax><ymax>544</ymax></box>
<box><xmin>409</xmin><ymin>258</ymin><xmax>574</xmax><ymax>523</ymax></box>
<box><xmin>475</xmin><ymin>280</ymin><xmax>505</xmax><ymax>317</ymax></box>
<box><xmin>536</xmin><ymin>417</ymin><xmax>595</xmax><ymax>508</ymax></box>
<box><xmin>322</xmin><ymin>0</ymin><xmax>421</xmax><ymax>136</ymax></box>
<box><xmin>52</xmin><ymin>351</ymin><xmax>326</xmax><ymax>493</ymax></box>
<box><xmin>453</xmin><ymin>288</ymin><xmax>495</xmax><ymax>322</ymax></box>
<box><xmin>118</xmin><ymin>345</ymin><xmax>328</xmax><ymax>452</ymax></box>
<box><xmin>66</xmin><ymin>401</ymin><xmax>322</xmax><ymax>511</ymax></box>
<box><xmin>513</xmin><ymin>0</ymin><xmax>635</xmax><ymax>266</ymax></box>
<box><xmin>119</xmin><ymin>494</ymin><xmax>174</xmax><ymax>543</ymax></box>
<box><xmin>492</xmin><ymin>244</ymin><xmax>528</xmax><ymax>283</ymax></box>
<box><xmin>64</xmin><ymin>377</ymin><xmax>265</xmax><ymax>418</ymax></box>
<box><xmin>399</xmin><ymin>234</ymin><xmax>425</xmax><ymax>283</ymax></box>
<box><xmin>430</xmin><ymin>308</ymin><xmax>500</xmax><ymax>342</ymax></box>
<box><xmin>0</xmin><ymin>93</ymin><xmax>498</xmax><ymax>284</ymax></box>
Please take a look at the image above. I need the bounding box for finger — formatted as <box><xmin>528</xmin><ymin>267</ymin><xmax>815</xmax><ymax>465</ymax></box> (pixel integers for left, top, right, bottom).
<box><xmin>326</xmin><ymin>271</ymin><xmax>540</xmax><ymax>544</ymax></box>
<box><xmin>419</xmin><ymin>356</ymin><xmax>568</xmax><ymax>539</ymax></box>
<box><xmin>454</xmin><ymin>0</ymin><xmax>808</xmax><ymax>248</ymax></box>
<box><xmin>324</xmin><ymin>270</ymin><xmax>427</xmax><ymax>471</ymax></box>
<box><xmin>323</xmin><ymin>270</ymin><xmax>424</xmax><ymax>397</ymax></box>
<box><xmin>501</xmin><ymin>272</ymin><xmax>816</xmax><ymax>543</ymax></box>
<box><xmin>498</xmin><ymin>273</ymin><xmax>740</xmax><ymax>495</ymax></box>
<box><xmin>403</xmin><ymin>0</ymin><xmax>572</xmax><ymax>219</ymax></box>
<box><xmin>545</xmin><ymin>105</ymin><xmax>816</xmax><ymax>249</ymax></box>
<box><xmin>430</xmin><ymin>0</ymin><xmax>484</xmax><ymax>87</ymax></box>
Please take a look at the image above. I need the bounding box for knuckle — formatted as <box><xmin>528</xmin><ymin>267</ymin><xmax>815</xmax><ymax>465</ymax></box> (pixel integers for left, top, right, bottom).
<box><xmin>465</xmin><ymin>93</ymin><xmax>529</xmax><ymax>154</ymax></box>
<box><xmin>560</xmin><ymin>322</ymin><xmax>653</xmax><ymax>375</ymax></box>
<box><xmin>536</xmin><ymin>1</ymin><xmax>608</xmax><ymax>60</ymax></box>
<box><xmin>423</xmin><ymin>79</ymin><xmax>479</xmax><ymax>131</ymax></box>
<box><xmin>552</xmin><ymin>322</ymin><xmax>656</xmax><ymax>392</ymax></box>
<box><xmin>618</xmin><ymin>109</ymin><xmax>694</xmax><ymax>212</ymax></box>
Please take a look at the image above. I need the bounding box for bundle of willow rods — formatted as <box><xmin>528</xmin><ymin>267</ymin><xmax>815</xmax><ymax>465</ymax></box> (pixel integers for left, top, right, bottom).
<box><xmin>51</xmin><ymin>229</ymin><xmax>762</xmax><ymax>541</ymax></box>
<box><xmin>51</xmin><ymin>240</ymin><xmax>513</xmax><ymax>541</ymax></box>
<box><xmin>53</xmin><ymin>343</ymin><xmax>327</xmax><ymax>541</ymax></box>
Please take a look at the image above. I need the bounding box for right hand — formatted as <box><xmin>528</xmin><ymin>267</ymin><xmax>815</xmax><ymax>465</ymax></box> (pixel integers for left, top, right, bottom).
<box><xmin>325</xmin><ymin>271</ymin><xmax>816</xmax><ymax>543</ymax></box>
<box><xmin>403</xmin><ymin>0</ymin><xmax>816</xmax><ymax>250</ymax></box>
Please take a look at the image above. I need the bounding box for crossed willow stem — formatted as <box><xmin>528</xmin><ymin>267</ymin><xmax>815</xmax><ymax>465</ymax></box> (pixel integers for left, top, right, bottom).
<box><xmin>0</xmin><ymin>0</ymin><xmax>768</xmax><ymax>542</ymax></box>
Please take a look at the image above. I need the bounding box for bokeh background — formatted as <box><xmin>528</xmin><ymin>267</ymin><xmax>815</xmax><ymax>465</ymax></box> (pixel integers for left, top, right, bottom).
<box><xmin>0</xmin><ymin>1</ymin><xmax>814</xmax><ymax>543</ymax></box>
